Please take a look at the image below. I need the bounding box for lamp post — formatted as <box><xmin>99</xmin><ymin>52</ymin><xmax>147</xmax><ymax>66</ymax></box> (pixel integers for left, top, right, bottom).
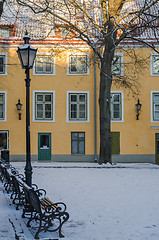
<box><xmin>17</xmin><ymin>31</ymin><xmax>37</xmax><ymax>186</ymax></box>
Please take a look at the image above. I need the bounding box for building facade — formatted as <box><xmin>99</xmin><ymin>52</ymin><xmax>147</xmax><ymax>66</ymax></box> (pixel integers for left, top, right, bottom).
<box><xmin>0</xmin><ymin>22</ymin><xmax>159</xmax><ymax>164</ymax></box>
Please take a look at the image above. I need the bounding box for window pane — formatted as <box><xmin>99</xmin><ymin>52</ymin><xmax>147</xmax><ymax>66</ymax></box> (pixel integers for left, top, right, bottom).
<box><xmin>36</xmin><ymin>57</ymin><xmax>44</xmax><ymax>72</ymax></box>
<box><xmin>37</xmin><ymin>104</ymin><xmax>43</xmax><ymax>111</ymax></box>
<box><xmin>37</xmin><ymin>104</ymin><xmax>43</xmax><ymax>118</ymax></box>
<box><xmin>71</xmin><ymin>104</ymin><xmax>77</xmax><ymax>118</ymax></box>
<box><xmin>71</xmin><ymin>95</ymin><xmax>77</xmax><ymax>102</ymax></box>
<box><xmin>77</xmin><ymin>56</ymin><xmax>87</xmax><ymax>73</ymax></box>
<box><xmin>72</xmin><ymin>133</ymin><xmax>78</xmax><ymax>140</ymax></box>
<box><xmin>72</xmin><ymin>141</ymin><xmax>78</xmax><ymax>154</ymax></box>
<box><xmin>0</xmin><ymin>104</ymin><xmax>3</xmax><ymax>119</ymax></box>
<box><xmin>154</xmin><ymin>95</ymin><xmax>159</xmax><ymax>103</ymax></box>
<box><xmin>45</xmin><ymin>94</ymin><xmax>51</xmax><ymax>102</ymax></box>
<box><xmin>45</xmin><ymin>104</ymin><xmax>51</xmax><ymax>118</ymax></box>
<box><xmin>113</xmin><ymin>104</ymin><xmax>120</xmax><ymax>111</ymax></box>
<box><xmin>70</xmin><ymin>65</ymin><xmax>77</xmax><ymax>73</ymax></box>
<box><xmin>79</xmin><ymin>141</ymin><xmax>84</xmax><ymax>154</ymax></box>
<box><xmin>79</xmin><ymin>94</ymin><xmax>86</xmax><ymax>102</ymax></box>
<box><xmin>46</xmin><ymin>62</ymin><xmax>52</xmax><ymax>73</ymax></box>
<box><xmin>155</xmin><ymin>105</ymin><xmax>159</xmax><ymax>111</ymax></box>
<box><xmin>79</xmin><ymin>133</ymin><xmax>84</xmax><ymax>140</ymax></box>
<box><xmin>37</xmin><ymin>95</ymin><xmax>43</xmax><ymax>101</ymax></box>
<box><xmin>112</xmin><ymin>56</ymin><xmax>121</xmax><ymax>75</ymax></box>
<box><xmin>152</xmin><ymin>56</ymin><xmax>159</xmax><ymax>74</ymax></box>
<box><xmin>40</xmin><ymin>135</ymin><xmax>49</xmax><ymax>148</ymax></box>
<box><xmin>0</xmin><ymin>94</ymin><xmax>4</xmax><ymax>102</ymax></box>
<box><xmin>154</xmin><ymin>112</ymin><xmax>159</xmax><ymax>119</ymax></box>
<box><xmin>0</xmin><ymin>57</ymin><xmax>4</xmax><ymax>74</ymax></box>
<box><xmin>70</xmin><ymin>56</ymin><xmax>77</xmax><ymax>64</ymax></box>
<box><xmin>113</xmin><ymin>111</ymin><xmax>120</xmax><ymax>119</ymax></box>
<box><xmin>113</xmin><ymin>94</ymin><xmax>120</xmax><ymax>102</ymax></box>
<box><xmin>0</xmin><ymin>132</ymin><xmax>7</xmax><ymax>149</ymax></box>
<box><xmin>79</xmin><ymin>104</ymin><xmax>86</xmax><ymax>119</ymax></box>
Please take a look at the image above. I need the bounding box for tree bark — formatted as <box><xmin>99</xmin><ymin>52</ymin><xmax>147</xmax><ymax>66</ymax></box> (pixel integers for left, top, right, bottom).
<box><xmin>99</xmin><ymin>52</ymin><xmax>113</xmax><ymax>164</ymax></box>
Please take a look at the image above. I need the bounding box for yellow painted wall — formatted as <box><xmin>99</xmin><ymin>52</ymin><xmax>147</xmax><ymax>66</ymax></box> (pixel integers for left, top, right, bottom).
<box><xmin>0</xmin><ymin>45</ymin><xmax>159</xmax><ymax>161</ymax></box>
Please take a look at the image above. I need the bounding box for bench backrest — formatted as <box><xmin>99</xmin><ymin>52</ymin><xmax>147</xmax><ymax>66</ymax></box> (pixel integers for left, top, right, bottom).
<box><xmin>28</xmin><ymin>189</ymin><xmax>42</xmax><ymax>215</ymax></box>
<box><xmin>12</xmin><ymin>175</ymin><xmax>21</xmax><ymax>194</ymax></box>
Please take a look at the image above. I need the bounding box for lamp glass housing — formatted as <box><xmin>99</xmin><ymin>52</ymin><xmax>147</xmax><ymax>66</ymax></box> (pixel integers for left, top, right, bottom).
<box><xmin>16</xmin><ymin>99</ymin><xmax>22</xmax><ymax>111</ymax></box>
<box><xmin>136</xmin><ymin>99</ymin><xmax>142</xmax><ymax>111</ymax></box>
<box><xmin>17</xmin><ymin>32</ymin><xmax>37</xmax><ymax>69</ymax></box>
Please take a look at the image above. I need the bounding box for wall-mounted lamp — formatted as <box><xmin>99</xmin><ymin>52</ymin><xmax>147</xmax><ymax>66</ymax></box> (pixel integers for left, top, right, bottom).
<box><xmin>135</xmin><ymin>99</ymin><xmax>142</xmax><ymax>120</ymax></box>
<box><xmin>16</xmin><ymin>99</ymin><xmax>22</xmax><ymax>120</ymax></box>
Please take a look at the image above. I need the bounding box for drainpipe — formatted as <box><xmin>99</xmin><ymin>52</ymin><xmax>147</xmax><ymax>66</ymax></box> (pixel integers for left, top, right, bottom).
<box><xmin>94</xmin><ymin>52</ymin><xmax>97</xmax><ymax>162</ymax></box>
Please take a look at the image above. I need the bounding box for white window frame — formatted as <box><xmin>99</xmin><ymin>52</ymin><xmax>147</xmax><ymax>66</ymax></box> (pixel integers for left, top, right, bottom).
<box><xmin>0</xmin><ymin>130</ymin><xmax>9</xmax><ymax>151</ymax></box>
<box><xmin>67</xmin><ymin>91</ymin><xmax>90</xmax><ymax>122</ymax></box>
<box><xmin>33</xmin><ymin>90</ymin><xmax>55</xmax><ymax>122</ymax></box>
<box><xmin>150</xmin><ymin>53</ymin><xmax>159</xmax><ymax>76</ymax></box>
<box><xmin>67</xmin><ymin>52</ymin><xmax>89</xmax><ymax>75</ymax></box>
<box><xmin>151</xmin><ymin>91</ymin><xmax>159</xmax><ymax>122</ymax></box>
<box><xmin>111</xmin><ymin>91</ymin><xmax>124</xmax><ymax>122</ymax></box>
<box><xmin>0</xmin><ymin>91</ymin><xmax>7</xmax><ymax>122</ymax></box>
<box><xmin>112</xmin><ymin>53</ymin><xmax>124</xmax><ymax>77</ymax></box>
<box><xmin>0</xmin><ymin>53</ymin><xmax>7</xmax><ymax>76</ymax></box>
<box><xmin>33</xmin><ymin>53</ymin><xmax>55</xmax><ymax>76</ymax></box>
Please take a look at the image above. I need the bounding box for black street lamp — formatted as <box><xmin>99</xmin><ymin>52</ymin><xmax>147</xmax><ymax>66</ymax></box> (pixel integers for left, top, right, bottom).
<box><xmin>135</xmin><ymin>99</ymin><xmax>142</xmax><ymax>120</ymax></box>
<box><xmin>17</xmin><ymin>31</ymin><xmax>37</xmax><ymax>186</ymax></box>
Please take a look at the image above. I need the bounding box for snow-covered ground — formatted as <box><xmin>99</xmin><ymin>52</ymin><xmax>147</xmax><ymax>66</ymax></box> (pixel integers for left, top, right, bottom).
<box><xmin>1</xmin><ymin>162</ymin><xmax>159</xmax><ymax>240</ymax></box>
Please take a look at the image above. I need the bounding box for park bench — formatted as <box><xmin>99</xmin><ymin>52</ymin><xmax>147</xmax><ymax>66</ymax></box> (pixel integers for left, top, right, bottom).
<box><xmin>22</xmin><ymin>183</ymin><xmax>69</xmax><ymax>239</ymax></box>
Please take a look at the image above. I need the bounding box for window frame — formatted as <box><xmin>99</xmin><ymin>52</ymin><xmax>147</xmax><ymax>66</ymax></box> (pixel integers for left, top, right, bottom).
<box><xmin>0</xmin><ymin>91</ymin><xmax>7</xmax><ymax>122</ymax></box>
<box><xmin>112</xmin><ymin>53</ymin><xmax>124</xmax><ymax>77</ymax></box>
<box><xmin>67</xmin><ymin>52</ymin><xmax>89</xmax><ymax>75</ymax></box>
<box><xmin>111</xmin><ymin>91</ymin><xmax>124</xmax><ymax>122</ymax></box>
<box><xmin>0</xmin><ymin>53</ymin><xmax>7</xmax><ymax>76</ymax></box>
<box><xmin>67</xmin><ymin>91</ymin><xmax>90</xmax><ymax>123</ymax></box>
<box><xmin>150</xmin><ymin>53</ymin><xmax>159</xmax><ymax>76</ymax></box>
<box><xmin>33</xmin><ymin>90</ymin><xmax>55</xmax><ymax>122</ymax></box>
<box><xmin>151</xmin><ymin>91</ymin><xmax>159</xmax><ymax>122</ymax></box>
<box><xmin>33</xmin><ymin>53</ymin><xmax>55</xmax><ymax>76</ymax></box>
<box><xmin>71</xmin><ymin>132</ymin><xmax>85</xmax><ymax>155</ymax></box>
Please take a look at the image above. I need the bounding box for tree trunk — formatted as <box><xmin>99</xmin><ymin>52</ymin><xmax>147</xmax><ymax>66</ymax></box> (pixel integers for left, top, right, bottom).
<box><xmin>99</xmin><ymin>52</ymin><xmax>113</xmax><ymax>164</ymax></box>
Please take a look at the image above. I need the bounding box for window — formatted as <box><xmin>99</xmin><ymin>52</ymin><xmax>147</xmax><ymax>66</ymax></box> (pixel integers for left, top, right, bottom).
<box><xmin>33</xmin><ymin>91</ymin><xmax>55</xmax><ymax>122</ymax></box>
<box><xmin>71</xmin><ymin>132</ymin><xmax>85</xmax><ymax>154</ymax></box>
<box><xmin>0</xmin><ymin>92</ymin><xmax>6</xmax><ymax>121</ymax></box>
<box><xmin>112</xmin><ymin>53</ymin><xmax>123</xmax><ymax>76</ymax></box>
<box><xmin>0</xmin><ymin>131</ymin><xmax>9</xmax><ymax>150</ymax></box>
<box><xmin>67</xmin><ymin>91</ymin><xmax>89</xmax><ymax>122</ymax></box>
<box><xmin>0</xmin><ymin>53</ymin><xmax>7</xmax><ymax>75</ymax></box>
<box><xmin>34</xmin><ymin>54</ymin><xmax>55</xmax><ymax>75</ymax></box>
<box><xmin>0</xmin><ymin>28</ymin><xmax>9</xmax><ymax>38</ymax></box>
<box><xmin>111</xmin><ymin>92</ymin><xmax>123</xmax><ymax>122</ymax></box>
<box><xmin>151</xmin><ymin>54</ymin><xmax>159</xmax><ymax>76</ymax></box>
<box><xmin>68</xmin><ymin>53</ymin><xmax>89</xmax><ymax>75</ymax></box>
<box><xmin>152</xmin><ymin>92</ymin><xmax>159</xmax><ymax>121</ymax></box>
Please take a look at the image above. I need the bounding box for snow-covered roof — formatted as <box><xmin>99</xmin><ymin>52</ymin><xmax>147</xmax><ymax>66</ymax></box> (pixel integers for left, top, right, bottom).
<box><xmin>0</xmin><ymin>0</ymin><xmax>158</xmax><ymax>42</ymax></box>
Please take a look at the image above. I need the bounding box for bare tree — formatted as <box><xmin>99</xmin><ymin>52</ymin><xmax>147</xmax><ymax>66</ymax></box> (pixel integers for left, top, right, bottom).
<box><xmin>14</xmin><ymin>0</ymin><xmax>159</xmax><ymax>164</ymax></box>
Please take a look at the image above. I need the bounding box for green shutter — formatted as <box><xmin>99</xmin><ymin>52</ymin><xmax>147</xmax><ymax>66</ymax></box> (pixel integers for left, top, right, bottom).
<box><xmin>111</xmin><ymin>132</ymin><xmax>120</xmax><ymax>154</ymax></box>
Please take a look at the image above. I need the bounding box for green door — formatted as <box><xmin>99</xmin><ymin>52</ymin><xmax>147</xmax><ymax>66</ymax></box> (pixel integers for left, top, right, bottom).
<box><xmin>155</xmin><ymin>133</ymin><xmax>159</xmax><ymax>164</ymax></box>
<box><xmin>111</xmin><ymin>132</ymin><xmax>120</xmax><ymax>154</ymax></box>
<box><xmin>38</xmin><ymin>133</ymin><xmax>51</xmax><ymax>161</ymax></box>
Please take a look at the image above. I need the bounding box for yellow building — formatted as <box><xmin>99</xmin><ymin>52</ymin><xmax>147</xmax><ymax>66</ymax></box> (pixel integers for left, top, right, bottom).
<box><xmin>0</xmin><ymin>23</ymin><xmax>159</xmax><ymax>164</ymax></box>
